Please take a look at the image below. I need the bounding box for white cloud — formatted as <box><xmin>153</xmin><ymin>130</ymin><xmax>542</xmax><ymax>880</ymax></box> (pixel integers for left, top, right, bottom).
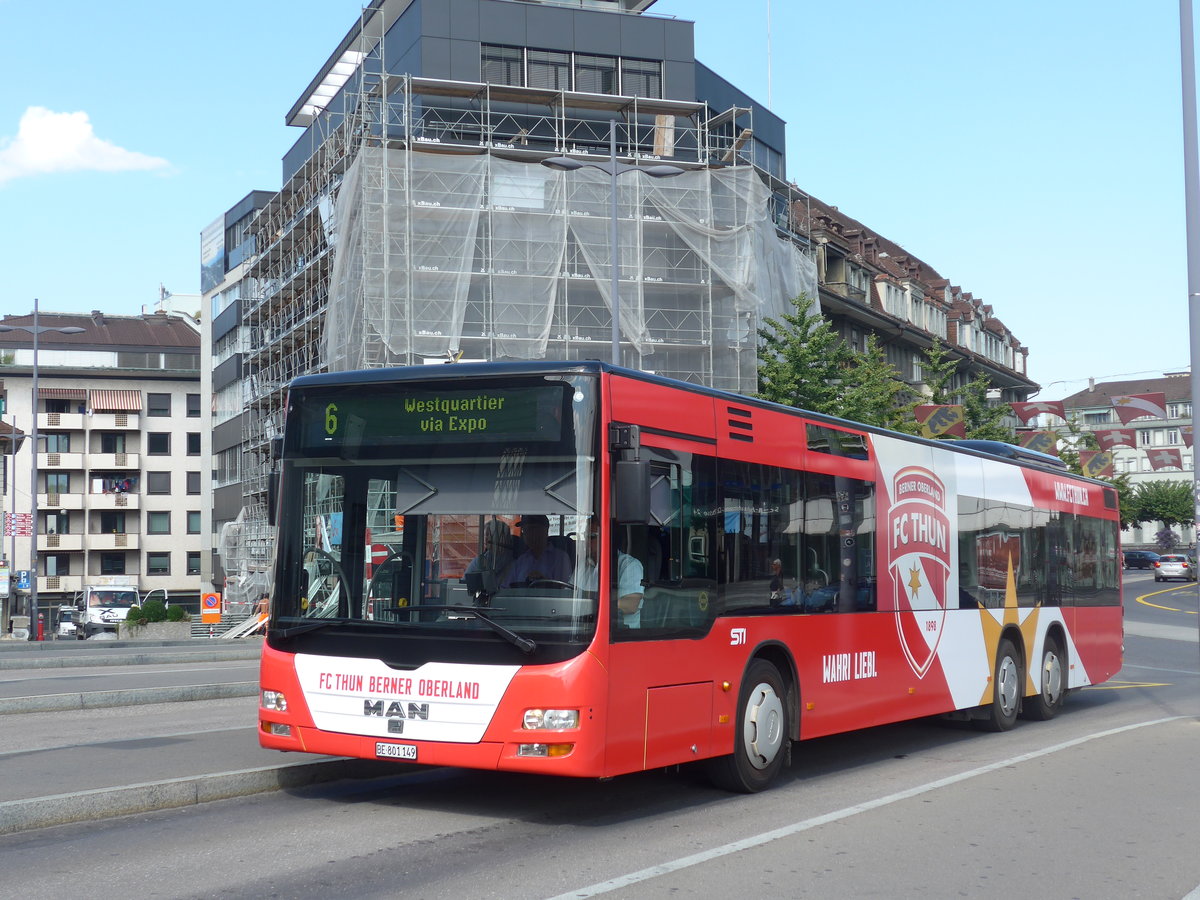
<box><xmin>0</xmin><ymin>106</ymin><xmax>170</xmax><ymax>186</ymax></box>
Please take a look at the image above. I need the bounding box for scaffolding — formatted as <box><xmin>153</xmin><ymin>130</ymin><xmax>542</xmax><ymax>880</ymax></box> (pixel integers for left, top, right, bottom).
<box><xmin>232</xmin><ymin>32</ymin><xmax>817</xmax><ymax>596</ymax></box>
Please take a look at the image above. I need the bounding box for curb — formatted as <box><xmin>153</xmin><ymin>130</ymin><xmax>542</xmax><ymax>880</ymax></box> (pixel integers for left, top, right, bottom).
<box><xmin>0</xmin><ymin>648</ymin><xmax>262</xmax><ymax>670</ymax></box>
<box><xmin>0</xmin><ymin>682</ymin><xmax>260</xmax><ymax>715</ymax></box>
<box><xmin>0</xmin><ymin>758</ymin><xmax>405</xmax><ymax>835</ymax></box>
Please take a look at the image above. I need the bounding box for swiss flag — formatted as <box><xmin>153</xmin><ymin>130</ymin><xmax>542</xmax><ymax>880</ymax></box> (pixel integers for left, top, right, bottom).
<box><xmin>1147</xmin><ymin>448</ymin><xmax>1183</xmax><ymax>471</ymax></box>
<box><xmin>1094</xmin><ymin>428</ymin><xmax>1135</xmax><ymax>451</ymax></box>
<box><xmin>1010</xmin><ymin>401</ymin><xmax>1065</xmax><ymax>424</ymax></box>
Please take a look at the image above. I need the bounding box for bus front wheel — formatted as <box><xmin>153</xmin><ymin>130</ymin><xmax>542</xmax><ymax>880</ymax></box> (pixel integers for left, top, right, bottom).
<box><xmin>975</xmin><ymin>638</ymin><xmax>1021</xmax><ymax>732</ymax></box>
<box><xmin>707</xmin><ymin>659</ymin><xmax>789</xmax><ymax>793</ymax></box>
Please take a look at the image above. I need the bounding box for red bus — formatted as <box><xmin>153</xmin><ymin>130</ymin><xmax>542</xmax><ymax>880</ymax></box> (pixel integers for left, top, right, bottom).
<box><xmin>258</xmin><ymin>361</ymin><xmax>1122</xmax><ymax>792</ymax></box>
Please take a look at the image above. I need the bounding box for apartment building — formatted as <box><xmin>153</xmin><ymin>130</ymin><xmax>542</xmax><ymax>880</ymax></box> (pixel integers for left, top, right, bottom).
<box><xmin>0</xmin><ymin>310</ymin><xmax>204</xmax><ymax>630</ymax></box>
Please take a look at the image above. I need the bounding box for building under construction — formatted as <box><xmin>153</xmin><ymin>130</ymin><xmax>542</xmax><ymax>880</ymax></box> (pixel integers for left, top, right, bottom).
<box><xmin>204</xmin><ymin>0</ymin><xmax>1034</xmax><ymax>604</ymax></box>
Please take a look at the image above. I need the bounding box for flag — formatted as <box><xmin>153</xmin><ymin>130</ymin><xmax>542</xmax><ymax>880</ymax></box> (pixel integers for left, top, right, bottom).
<box><xmin>915</xmin><ymin>404</ymin><xmax>965</xmax><ymax>439</ymax></box>
<box><xmin>1110</xmin><ymin>393</ymin><xmax>1167</xmax><ymax>424</ymax></box>
<box><xmin>1147</xmin><ymin>448</ymin><xmax>1183</xmax><ymax>471</ymax></box>
<box><xmin>1078</xmin><ymin>450</ymin><xmax>1114</xmax><ymax>478</ymax></box>
<box><xmin>1182</xmin><ymin>426</ymin><xmax>1193</xmax><ymax>449</ymax></box>
<box><xmin>1017</xmin><ymin>431</ymin><xmax>1059</xmax><ymax>455</ymax></box>
<box><xmin>1010</xmin><ymin>401</ymin><xmax>1066</xmax><ymax>424</ymax></box>
<box><xmin>1094</xmin><ymin>428</ymin><xmax>1135</xmax><ymax>451</ymax></box>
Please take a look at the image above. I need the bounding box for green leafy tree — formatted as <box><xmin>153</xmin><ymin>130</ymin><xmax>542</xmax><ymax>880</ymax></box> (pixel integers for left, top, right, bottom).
<box><xmin>757</xmin><ymin>295</ymin><xmax>855</xmax><ymax>416</ymax></box>
<box><xmin>1131</xmin><ymin>480</ymin><xmax>1194</xmax><ymax>530</ymax></box>
<box><xmin>758</xmin><ymin>296</ymin><xmax>914</xmax><ymax>429</ymax></box>
<box><xmin>916</xmin><ymin>337</ymin><xmax>959</xmax><ymax>404</ymax></box>
<box><xmin>840</xmin><ymin>335</ymin><xmax>918</xmax><ymax>432</ymax></box>
<box><xmin>959</xmin><ymin>372</ymin><xmax>1012</xmax><ymax>441</ymax></box>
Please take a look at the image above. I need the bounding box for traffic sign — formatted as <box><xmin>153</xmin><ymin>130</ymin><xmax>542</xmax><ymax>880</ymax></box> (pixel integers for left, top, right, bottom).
<box><xmin>201</xmin><ymin>592</ymin><xmax>222</xmax><ymax>624</ymax></box>
<box><xmin>16</xmin><ymin>570</ymin><xmax>31</xmax><ymax>591</ymax></box>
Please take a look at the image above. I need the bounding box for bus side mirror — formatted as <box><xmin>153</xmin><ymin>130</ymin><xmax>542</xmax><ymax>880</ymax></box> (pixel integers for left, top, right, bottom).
<box><xmin>614</xmin><ymin>459</ymin><xmax>649</xmax><ymax>524</ymax></box>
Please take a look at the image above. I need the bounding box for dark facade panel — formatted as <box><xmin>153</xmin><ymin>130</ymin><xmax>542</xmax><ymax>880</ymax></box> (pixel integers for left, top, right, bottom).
<box><xmin>569</xmin><ymin>9</ymin><xmax>622</xmax><ymax>55</ymax></box>
<box><xmin>662</xmin><ymin>60</ymin><xmax>695</xmax><ymax>103</ymax></box>
<box><xmin>213</xmin><ymin>354</ymin><xmax>242</xmax><ymax>392</ymax></box>
<box><xmin>448</xmin><ymin>38</ymin><xmax>479</xmax><ymax>81</ymax></box>
<box><xmin>663</xmin><ymin>17</ymin><xmax>695</xmax><ymax>65</ymax></box>
<box><xmin>213</xmin><ymin>413</ymin><xmax>245</xmax><ymax>454</ymax></box>
<box><xmin>420</xmin><ymin>36</ymin><xmax>454</xmax><ymax>80</ymax></box>
<box><xmin>214</xmin><ymin>483</ymin><xmax>244</xmax><ymax>522</ymax></box>
<box><xmin>447</xmin><ymin>0</ymin><xmax>480</xmax><ymax>41</ymax></box>
<box><xmin>213</xmin><ymin>299</ymin><xmax>240</xmax><ymax>343</ymax></box>
<box><xmin>479</xmin><ymin>0</ymin><xmax>527</xmax><ymax>46</ymax></box>
<box><xmin>618</xmin><ymin>13</ymin><xmax>666</xmax><ymax>60</ymax></box>
<box><xmin>418</xmin><ymin>0</ymin><xmax>448</xmax><ymax>37</ymax></box>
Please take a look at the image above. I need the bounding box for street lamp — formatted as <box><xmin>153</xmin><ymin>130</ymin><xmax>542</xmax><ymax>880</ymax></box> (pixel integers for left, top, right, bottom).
<box><xmin>541</xmin><ymin>118</ymin><xmax>685</xmax><ymax>365</ymax></box>
<box><xmin>0</xmin><ymin>299</ymin><xmax>85</xmax><ymax>639</ymax></box>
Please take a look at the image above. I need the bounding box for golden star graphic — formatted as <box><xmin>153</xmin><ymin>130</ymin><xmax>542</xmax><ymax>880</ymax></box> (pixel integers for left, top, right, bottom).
<box><xmin>907</xmin><ymin>565</ymin><xmax>923</xmax><ymax>600</ymax></box>
<box><xmin>978</xmin><ymin>551</ymin><xmax>1039</xmax><ymax>705</ymax></box>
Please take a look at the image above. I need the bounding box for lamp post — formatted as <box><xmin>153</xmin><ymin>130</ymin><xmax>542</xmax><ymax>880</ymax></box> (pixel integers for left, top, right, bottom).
<box><xmin>0</xmin><ymin>299</ymin><xmax>85</xmax><ymax>639</ymax></box>
<box><xmin>541</xmin><ymin>118</ymin><xmax>684</xmax><ymax>366</ymax></box>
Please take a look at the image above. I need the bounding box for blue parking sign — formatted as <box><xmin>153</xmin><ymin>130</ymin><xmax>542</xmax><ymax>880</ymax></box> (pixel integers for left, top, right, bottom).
<box><xmin>16</xmin><ymin>570</ymin><xmax>30</xmax><ymax>591</ymax></box>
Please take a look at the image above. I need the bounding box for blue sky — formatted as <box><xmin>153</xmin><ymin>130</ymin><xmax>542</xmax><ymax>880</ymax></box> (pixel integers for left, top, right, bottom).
<box><xmin>0</xmin><ymin>0</ymin><xmax>1191</xmax><ymax>400</ymax></box>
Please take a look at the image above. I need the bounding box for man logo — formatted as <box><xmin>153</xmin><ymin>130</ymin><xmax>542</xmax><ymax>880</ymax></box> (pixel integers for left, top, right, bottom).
<box><xmin>730</xmin><ymin>627</ymin><xmax>747</xmax><ymax>646</ymax></box>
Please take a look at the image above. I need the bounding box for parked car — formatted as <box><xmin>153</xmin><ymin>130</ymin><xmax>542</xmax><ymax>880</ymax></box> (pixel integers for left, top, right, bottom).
<box><xmin>1153</xmin><ymin>554</ymin><xmax>1196</xmax><ymax>582</ymax></box>
<box><xmin>1123</xmin><ymin>550</ymin><xmax>1160</xmax><ymax>569</ymax></box>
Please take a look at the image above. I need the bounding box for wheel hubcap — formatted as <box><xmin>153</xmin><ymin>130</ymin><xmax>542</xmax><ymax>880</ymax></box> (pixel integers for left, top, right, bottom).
<box><xmin>997</xmin><ymin>656</ymin><xmax>1019</xmax><ymax>716</ymax></box>
<box><xmin>743</xmin><ymin>682</ymin><xmax>784</xmax><ymax>769</ymax></box>
<box><xmin>1042</xmin><ymin>651</ymin><xmax>1063</xmax><ymax>705</ymax></box>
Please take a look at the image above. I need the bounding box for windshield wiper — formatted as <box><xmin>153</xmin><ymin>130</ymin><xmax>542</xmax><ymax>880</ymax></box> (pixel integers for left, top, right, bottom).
<box><xmin>386</xmin><ymin>603</ymin><xmax>536</xmax><ymax>654</ymax></box>
<box><xmin>274</xmin><ymin>618</ymin><xmax>346</xmax><ymax>638</ymax></box>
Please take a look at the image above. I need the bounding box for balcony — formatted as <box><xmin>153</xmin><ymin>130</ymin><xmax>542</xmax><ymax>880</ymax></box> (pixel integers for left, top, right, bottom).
<box><xmin>90</xmin><ymin>453</ymin><xmax>139</xmax><ymax>469</ymax></box>
<box><xmin>39</xmin><ymin>452</ymin><xmax>84</xmax><ymax>470</ymax></box>
<box><xmin>39</xmin><ymin>574</ymin><xmax>82</xmax><ymax>595</ymax></box>
<box><xmin>39</xmin><ymin>532</ymin><xmax>84</xmax><ymax>552</ymax></box>
<box><xmin>89</xmin><ymin>533</ymin><xmax>139</xmax><ymax>551</ymax></box>
<box><xmin>88</xmin><ymin>492</ymin><xmax>140</xmax><ymax>511</ymax></box>
<box><xmin>39</xmin><ymin>412</ymin><xmax>85</xmax><ymax>431</ymax></box>
<box><xmin>90</xmin><ymin>412</ymin><xmax>139</xmax><ymax>430</ymax></box>
<box><xmin>39</xmin><ymin>492</ymin><xmax>85</xmax><ymax>510</ymax></box>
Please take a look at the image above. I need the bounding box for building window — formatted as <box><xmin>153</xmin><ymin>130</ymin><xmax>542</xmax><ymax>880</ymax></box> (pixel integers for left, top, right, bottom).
<box><xmin>45</xmin><ymin>553</ymin><xmax>71</xmax><ymax>576</ymax></box>
<box><xmin>575</xmin><ymin>54</ymin><xmax>617</xmax><ymax>94</ymax></box>
<box><xmin>147</xmin><ymin>433</ymin><xmax>170</xmax><ymax>455</ymax></box>
<box><xmin>100</xmin><ymin>511</ymin><xmax>126</xmax><ymax>534</ymax></box>
<box><xmin>1137</xmin><ymin>430</ymin><xmax>1152</xmax><ymax>447</ymax></box>
<box><xmin>187</xmin><ymin>393</ymin><xmax>202</xmax><ymax>417</ymax></box>
<box><xmin>186</xmin><ymin>551</ymin><xmax>201</xmax><ymax>576</ymax></box>
<box><xmin>45</xmin><ymin>473</ymin><xmax>70</xmax><ymax>494</ymax></box>
<box><xmin>147</xmin><ymin>393</ymin><xmax>171</xmax><ymax>417</ymax></box>
<box><xmin>481</xmin><ymin>44</ymin><xmax>523</xmax><ymax>85</ymax></box>
<box><xmin>147</xmin><ymin>472</ymin><xmax>171</xmax><ymax>495</ymax></box>
<box><xmin>620</xmin><ymin>58</ymin><xmax>662</xmax><ymax>97</ymax></box>
<box><xmin>1084</xmin><ymin>411</ymin><xmax>1112</xmax><ymax>425</ymax></box>
<box><xmin>43</xmin><ymin>432</ymin><xmax>70</xmax><ymax>452</ymax></box>
<box><xmin>187</xmin><ymin>510</ymin><xmax>201</xmax><ymax>534</ymax></box>
<box><xmin>187</xmin><ymin>433</ymin><xmax>201</xmax><ymax>455</ymax></box>
<box><xmin>527</xmin><ymin>49</ymin><xmax>571</xmax><ymax>90</ymax></box>
<box><xmin>147</xmin><ymin>552</ymin><xmax>171</xmax><ymax>576</ymax></box>
<box><xmin>187</xmin><ymin>471</ymin><xmax>201</xmax><ymax>495</ymax></box>
<box><xmin>147</xmin><ymin>511</ymin><xmax>171</xmax><ymax>534</ymax></box>
<box><xmin>45</xmin><ymin>511</ymin><xmax>69</xmax><ymax>535</ymax></box>
<box><xmin>100</xmin><ymin>433</ymin><xmax>127</xmax><ymax>453</ymax></box>
<box><xmin>100</xmin><ymin>552</ymin><xmax>126</xmax><ymax>575</ymax></box>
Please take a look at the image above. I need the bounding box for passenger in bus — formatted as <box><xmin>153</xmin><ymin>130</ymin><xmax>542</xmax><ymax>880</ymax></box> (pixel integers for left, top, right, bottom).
<box><xmin>464</xmin><ymin>519</ymin><xmax>516</xmax><ymax>597</ymax></box>
<box><xmin>507</xmin><ymin>514</ymin><xmax>572</xmax><ymax>586</ymax></box>
<box><xmin>577</xmin><ymin>528</ymin><xmax>644</xmax><ymax>627</ymax></box>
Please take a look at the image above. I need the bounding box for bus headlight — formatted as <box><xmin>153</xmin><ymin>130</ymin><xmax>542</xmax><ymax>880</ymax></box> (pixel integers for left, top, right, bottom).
<box><xmin>261</xmin><ymin>690</ymin><xmax>288</xmax><ymax>712</ymax></box>
<box><xmin>522</xmin><ymin>708</ymin><xmax>579</xmax><ymax>730</ymax></box>
<box><xmin>517</xmin><ymin>743</ymin><xmax>574</xmax><ymax>757</ymax></box>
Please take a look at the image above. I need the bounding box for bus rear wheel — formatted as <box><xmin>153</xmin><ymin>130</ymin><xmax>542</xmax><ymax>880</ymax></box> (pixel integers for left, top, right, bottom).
<box><xmin>707</xmin><ymin>659</ymin><xmax>789</xmax><ymax>793</ymax></box>
<box><xmin>975</xmin><ymin>638</ymin><xmax>1021</xmax><ymax>732</ymax></box>
<box><xmin>1022</xmin><ymin>636</ymin><xmax>1066</xmax><ymax>720</ymax></box>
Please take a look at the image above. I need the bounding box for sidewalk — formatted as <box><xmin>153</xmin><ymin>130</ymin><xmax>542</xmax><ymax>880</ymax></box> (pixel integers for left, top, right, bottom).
<box><xmin>0</xmin><ymin>639</ymin><xmax>401</xmax><ymax>835</ymax></box>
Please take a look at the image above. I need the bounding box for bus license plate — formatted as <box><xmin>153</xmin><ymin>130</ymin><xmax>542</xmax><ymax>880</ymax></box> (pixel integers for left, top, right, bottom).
<box><xmin>375</xmin><ymin>742</ymin><xmax>417</xmax><ymax>761</ymax></box>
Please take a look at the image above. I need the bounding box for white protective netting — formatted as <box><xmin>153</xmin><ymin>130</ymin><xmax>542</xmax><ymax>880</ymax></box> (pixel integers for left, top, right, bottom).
<box><xmin>323</xmin><ymin>147</ymin><xmax>816</xmax><ymax>391</ymax></box>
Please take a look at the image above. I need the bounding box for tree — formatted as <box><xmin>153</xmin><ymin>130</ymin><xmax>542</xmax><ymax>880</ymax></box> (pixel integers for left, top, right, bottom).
<box><xmin>757</xmin><ymin>295</ymin><xmax>913</xmax><ymax>429</ymax></box>
<box><xmin>757</xmin><ymin>295</ymin><xmax>855</xmax><ymax>416</ymax></box>
<box><xmin>959</xmin><ymin>372</ymin><xmax>1012</xmax><ymax>441</ymax></box>
<box><xmin>1130</xmin><ymin>480</ymin><xmax>1194</xmax><ymax>530</ymax></box>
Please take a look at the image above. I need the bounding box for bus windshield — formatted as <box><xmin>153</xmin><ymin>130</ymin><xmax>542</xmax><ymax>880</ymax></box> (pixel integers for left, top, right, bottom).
<box><xmin>271</xmin><ymin>373</ymin><xmax>600</xmax><ymax>655</ymax></box>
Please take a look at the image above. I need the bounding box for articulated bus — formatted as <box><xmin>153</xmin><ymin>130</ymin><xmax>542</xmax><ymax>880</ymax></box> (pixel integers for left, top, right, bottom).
<box><xmin>258</xmin><ymin>361</ymin><xmax>1122</xmax><ymax>792</ymax></box>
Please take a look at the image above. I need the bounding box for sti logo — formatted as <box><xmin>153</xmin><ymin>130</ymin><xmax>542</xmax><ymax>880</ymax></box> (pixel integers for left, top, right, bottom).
<box><xmin>887</xmin><ymin>467</ymin><xmax>951</xmax><ymax>678</ymax></box>
<box><xmin>729</xmin><ymin>627</ymin><xmax>747</xmax><ymax>646</ymax></box>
